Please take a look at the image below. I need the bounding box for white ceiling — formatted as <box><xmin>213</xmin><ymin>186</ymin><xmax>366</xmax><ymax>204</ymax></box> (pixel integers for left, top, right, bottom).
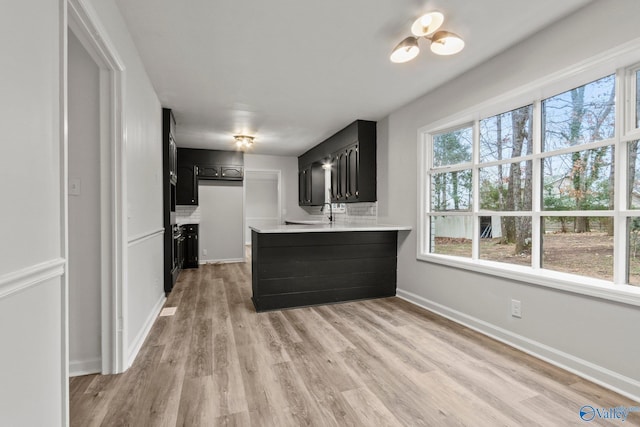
<box><xmin>115</xmin><ymin>0</ymin><xmax>592</xmax><ymax>156</ymax></box>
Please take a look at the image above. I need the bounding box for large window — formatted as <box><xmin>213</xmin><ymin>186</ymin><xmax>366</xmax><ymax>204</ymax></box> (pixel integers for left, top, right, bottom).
<box><xmin>421</xmin><ymin>64</ymin><xmax>640</xmax><ymax>292</ymax></box>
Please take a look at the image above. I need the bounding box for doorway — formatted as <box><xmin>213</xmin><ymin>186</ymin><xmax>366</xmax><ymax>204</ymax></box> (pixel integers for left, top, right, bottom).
<box><xmin>67</xmin><ymin>29</ymin><xmax>101</xmax><ymax>376</ymax></box>
<box><xmin>244</xmin><ymin>170</ymin><xmax>282</xmax><ymax>245</ymax></box>
<box><xmin>66</xmin><ymin>0</ymin><xmax>127</xmax><ymax>375</ymax></box>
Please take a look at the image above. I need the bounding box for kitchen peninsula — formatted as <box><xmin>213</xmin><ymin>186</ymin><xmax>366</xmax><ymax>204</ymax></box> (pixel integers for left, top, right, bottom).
<box><xmin>250</xmin><ymin>222</ymin><xmax>410</xmax><ymax>311</ymax></box>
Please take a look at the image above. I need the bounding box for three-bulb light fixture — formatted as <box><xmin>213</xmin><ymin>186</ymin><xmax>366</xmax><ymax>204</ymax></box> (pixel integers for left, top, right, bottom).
<box><xmin>390</xmin><ymin>11</ymin><xmax>464</xmax><ymax>63</ymax></box>
<box><xmin>234</xmin><ymin>135</ymin><xmax>255</xmax><ymax>149</ymax></box>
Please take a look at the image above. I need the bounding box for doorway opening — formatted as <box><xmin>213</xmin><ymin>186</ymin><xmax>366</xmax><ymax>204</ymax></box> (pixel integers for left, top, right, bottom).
<box><xmin>66</xmin><ymin>0</ymin><xmax>126</xmax><ymax>375</ymax></box>
<box><xmin>67</xmin><ymin>28</ymin><xmax>102</xmax><ymax>376</ymax></box>
<box><xmin>244</xmin><ymin>170</ymin><xmax>282</xmax><ymax>245</ymax></box>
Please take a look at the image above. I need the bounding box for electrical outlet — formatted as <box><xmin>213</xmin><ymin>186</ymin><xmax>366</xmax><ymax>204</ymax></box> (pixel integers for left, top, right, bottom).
<box><xmin>511</xmin><ymin>299</ymin><xmax>522</xmax><ymax>318</ymax></box>
<box><xmin>202</xmin><ymin>248</ymin><xmax>208</xmax><ymax>256</ymax></box>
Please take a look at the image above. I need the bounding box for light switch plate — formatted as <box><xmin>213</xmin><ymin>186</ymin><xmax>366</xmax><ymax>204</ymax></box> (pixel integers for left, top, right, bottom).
<box><xmin>69</xmin><ymin>178</ymin><xmax>81</xmax><ymax>196</ymax></box>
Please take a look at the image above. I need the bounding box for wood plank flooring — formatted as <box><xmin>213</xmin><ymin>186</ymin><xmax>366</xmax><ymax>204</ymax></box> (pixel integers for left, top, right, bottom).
<box><xmin>70</xmin><ymin>261</ymin><xmax>640</xmax><ymax>426</ymax></box>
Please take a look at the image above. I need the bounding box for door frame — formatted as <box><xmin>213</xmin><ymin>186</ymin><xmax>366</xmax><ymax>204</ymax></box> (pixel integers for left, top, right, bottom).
<box><xmin>66</xmin><ymin>0</ymin><xmax>127</xmax><ymax>374</ymax></box>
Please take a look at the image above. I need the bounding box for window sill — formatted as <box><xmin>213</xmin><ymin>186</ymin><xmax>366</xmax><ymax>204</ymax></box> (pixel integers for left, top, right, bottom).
<box><xmin>417</xmin><ymin>253</ymin><xmax>640</xmax><ymax>307</ymax></box>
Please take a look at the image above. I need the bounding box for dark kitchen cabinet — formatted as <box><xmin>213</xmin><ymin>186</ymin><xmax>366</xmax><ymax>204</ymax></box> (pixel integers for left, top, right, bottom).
<box><xmin>332</xmin><ymin>142</ymin><xmax>360</xmax><ymax>202</ymax></box>
<box><xmin>177</xmin><ymin>164</ymin><xmax>198</xmax><ymax>205</ymax></box>
<box><xmin>183</xmin><ymin>224</ymin><xmax>199</xmax><ymax>269</ymax></box>
<box><xmin>198</xmin><ymin>164</ymin><xmax>219</xmax><ymax>179</ymax></box>
<box><xmin>177</xmin><ymin>230</ymin><xmax>185</xmax><ymax>270</ymax></box>
<box><xmin>163</xmin><ymin>108</ymin><xmax>178</xmax><ymax>294</ymax></box>
<box><xmin>299</xmin><ymin>120</ymin><xmax>376</xmax><ymax>204</ymax></box>
<box><xmin>220</xmin><ymin>166</ymin><xmax>243</xmax><ymax>180</ymax></box>
<box><xmin>298</xmin><ymin>162</ymin><xmax>325</xmax><ymax>206</ymax></box>
<box><xmin>176</xmin><ymin>148</ymin><xmax>244</xmax><ymax>206</ymax></box>
<box><xmin>192</xmin><ymin>149</ymin><xmax>244</xmax><ymax>182</ymax></box>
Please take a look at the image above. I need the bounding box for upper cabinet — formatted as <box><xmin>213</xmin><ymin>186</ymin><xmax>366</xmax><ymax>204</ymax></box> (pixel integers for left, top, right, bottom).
<box><xmin>298</xmin><ymin>162</ymin><xmax>325</xmax><ymax>206</ymax></box>
<box><xmin>331</xmin><ymin>142</ymin><xmax>362</xmax><ymax>202</ymax></box>
<box><xmin>299</xmin><ymin>120</ymin><xmax>376</xmax><ymax>205</ymax></box>
<box><xmin>176</xmin><ymin>164</ymin><xmax>198</xmax><ymax>205</ymax></box>
<box><xmin>176</xmin><ymin>148</ymin><xmax>244</xmax><ymax>205</ymax></box>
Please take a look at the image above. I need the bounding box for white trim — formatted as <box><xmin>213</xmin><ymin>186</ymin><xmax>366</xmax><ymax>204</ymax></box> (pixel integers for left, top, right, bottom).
<box><xmin>397</xmin><ymin>288</ymin><xmax>640</xmax><ymax>403</ymax></box>
<box><xmin>127</xmin><ymin>228</ymin><xmax>164</xmax><ymax>247</ymax></box>
<box><xmin>200</xmin><ymin>258</ymin><xmax>246</xmax><ymax>265</ymax></box>
<box><xmin>59</xmin><ymin>1</ymin><xmax>70</xmax><ymax>425</ymax></box>
<box><xmin>0</xmin><ymin>259</ymin><xmax>66</xmax><ymax>300</ymax></box>
<box><xmin>126</xmin><ymin>294</ymin><xmax>166</xmax><ymax>369</ymax></box>
<box><xmin>67</xmin><ymin>0</ymin><xmax>127</xmax><ymax>375</ymax></box>
<box><xmin>69</xmin><ymin>357</ymin><xmax>101</xmax><ymax>377</ymax></box>
<box><xmin>416</xmin><ymin>254</ymin><xmax>640</xmax><ymax>307</ymax></box>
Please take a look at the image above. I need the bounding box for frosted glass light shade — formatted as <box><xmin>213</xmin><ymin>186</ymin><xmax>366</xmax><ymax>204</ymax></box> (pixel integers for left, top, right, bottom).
<box><xmin>410</xmin><ymin>12</ymin><xmax>444</xmax><ymax>37</ymax></box>
<box><xmin>429</xmin><ymin>31</ymin><xmax>465</xmax><ymax>55</ymax></box>
<box><xmin>234</xmin><ymin>135</ymin><xmax>254</xmax><ymax>148</ymax></box>
<box><xmin>390</xmin><ymin>37</ymin><xmax>419</xmax><ymax>63</ymax></box>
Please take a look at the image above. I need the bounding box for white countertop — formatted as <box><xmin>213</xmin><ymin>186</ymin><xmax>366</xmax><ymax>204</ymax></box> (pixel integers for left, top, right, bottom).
<box><xmin>249</xmin><ymin>222</ymin><xmax>412</xmax><ymax>233</ymax></box>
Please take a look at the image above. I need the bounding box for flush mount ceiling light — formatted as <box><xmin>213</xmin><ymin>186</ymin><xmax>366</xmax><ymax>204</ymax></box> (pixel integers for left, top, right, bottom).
<box><xmin>390</xmin><ymin>11</ymin><xmax>464</xmax><ymax>63</ymax></box>
<box><xmin>234</xmin><ymin>135</ymin><xmax>254</xmax><ymax>149</ymax></box>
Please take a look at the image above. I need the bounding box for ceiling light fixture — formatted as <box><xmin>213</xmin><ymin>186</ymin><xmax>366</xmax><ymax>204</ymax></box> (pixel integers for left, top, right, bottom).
<box><xmin>234</xmin><ymin>135</ymin><xmax>254</xmax><ymax>149</ymax></box>
<box><xmin>390</xmin><ymin>11</ymin><xmax>464</xmax><ymax>63</ymax></box>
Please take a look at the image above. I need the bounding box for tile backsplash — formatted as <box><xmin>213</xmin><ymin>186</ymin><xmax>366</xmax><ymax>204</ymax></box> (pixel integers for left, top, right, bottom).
<box><xmin>175</xmin><ymin>205</ymin><xmax>201</xmax><ymax>224</ymax></box>
<box><xmin>303</xmin><ymin>202</ymin><xmax>378</xmax><ymax>223</ymax></box>
<box><xmin>178</xmin><ymin>201</ymin><xmax>377</xmax><ymax>225</ymax></box>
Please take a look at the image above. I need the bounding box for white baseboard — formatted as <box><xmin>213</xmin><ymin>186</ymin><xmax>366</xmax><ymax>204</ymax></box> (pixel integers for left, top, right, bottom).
<box><xmin>199</xmin><ymin>258</ymin><xmax>245</xmax><ymax>264</ymax></box>
<box><xmin>396</xmin><ymin>288</ymin><xmax>640</xmax><ymax>403</ymax></box>
<box><xmin>69</xmin><ymin>357</ymin><xmax>101</xmax><ymax>377</ymax></box>
<box><xmin>127</xmin><ymin>294</ymin><xmax>166</xmax><ymax>368</ymax></box>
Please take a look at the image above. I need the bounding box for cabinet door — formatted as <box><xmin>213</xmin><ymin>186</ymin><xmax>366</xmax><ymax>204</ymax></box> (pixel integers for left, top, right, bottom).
<box><xmin>346</xmin><ymin>143</ymin><xmax>359</xmax><ymax>200</ymax></box>
<box><xmin>198</xmin><ymin>164</ymin><xmax>219</xmax><ymax>178</ymax></box>
<box><xmin>338</xmin><ymin>151</ymin><xmax>348</xmax><ymax>201</ymax></box>
<box><xmin>185</xmin><ymin>234</ymin><xmax>199</xmax><ymax>268</ymax></box>
<box><xmin>330</xmin><ymin>155</ymin><xmax>339</xmax><ymax>201</ymax></box>
<box><xmin>221</xmin><ymin>166</ymin><xmax>243</xmax><ymax>180</ymax></box>
<box><xmin>298</xmin><ymin>169</ymin><xmax>306</xmax><ymax>205</ymax></box>
<box><xmin>177</xmin><ymin>165</ymin><xmax>198</xmax><ymax>205</ymax></box>
<box><xmin>169</xmin><ymin>135</ymin><xmax>177</xmax><ymax>185</ymax></box>
<box><xmin>177</xmin><ymin>236</ymin><xmax>185</xmax><ymax>269</ymax></box>
<box><xmin>305</xmin><ymin>167</ymin><xmax>312</xmax><ymax>204</ymax></box>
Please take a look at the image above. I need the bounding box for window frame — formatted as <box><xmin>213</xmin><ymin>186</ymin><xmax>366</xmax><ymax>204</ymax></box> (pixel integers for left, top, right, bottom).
<box><xmin>417</xmin><ymin>43</ymin><xmax>640</xmax><ymax>307</ymax></box>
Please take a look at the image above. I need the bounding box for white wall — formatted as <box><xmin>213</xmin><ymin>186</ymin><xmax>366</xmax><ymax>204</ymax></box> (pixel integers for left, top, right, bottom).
<box><xmin>199</xmin><ymin>182</ymin><xmax>245</xmax><ymax>262</ymax></box>
<box><xmin>68</xmin><ymin>30</ymin><xmax>102</xmax><ymax>375</ymax></box>
<box><xmin>0</xmin><ymin>1</ymin><xmax>65</xmax><ymax>425</ymax></box>
<box><xmin>379</xmin><ymin>0</ymin><xmax>640</xmax><ymax>400</ymax></box>
<box><xmin>245</xmin><ymin>171</ymin><xmax>280</xmax><ymax>244</ymax></box>
<box><xmin>245</xmin><ymin>153</ymin><xmax>309</xmax><ymax>220</ymax></box>
<box><xmin>83</xmin><ymin>0</ymin><xmax>165</xmax><ymax>364</ymax></box>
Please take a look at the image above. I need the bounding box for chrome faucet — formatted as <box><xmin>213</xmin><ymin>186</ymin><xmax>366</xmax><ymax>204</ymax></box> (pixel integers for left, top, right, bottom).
<box><xmin>320</xmin><ymin>202</ymin><xmax>334</xmax><ymax>222</ymax></box>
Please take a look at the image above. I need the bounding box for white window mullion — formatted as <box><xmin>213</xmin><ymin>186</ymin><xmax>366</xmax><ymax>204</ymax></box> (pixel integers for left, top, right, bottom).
<box><xmin>421</xmin><ymin>131</ymin><xmax>431</xmax><ymax>256</ymax></box>
<box><xmin>472</xmin><ymin>120</ymin><xmax>480</xmax><ymax>260</ymax></box>
<box><xmin>531</xmin><ymin>100</ymin><xmax>543</xmax><ymax>269</ymax></box>
<box><xmin>614</xmin><ymin>69</ymin><xmax>629</xmax><ymax>284</ymax></box>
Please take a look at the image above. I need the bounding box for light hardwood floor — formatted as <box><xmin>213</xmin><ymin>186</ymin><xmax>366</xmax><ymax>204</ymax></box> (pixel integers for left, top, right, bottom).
<box><xmin>70</xmin><ymin>261</ymin><xmax>640</xmax><ymax>426</ymax></box>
